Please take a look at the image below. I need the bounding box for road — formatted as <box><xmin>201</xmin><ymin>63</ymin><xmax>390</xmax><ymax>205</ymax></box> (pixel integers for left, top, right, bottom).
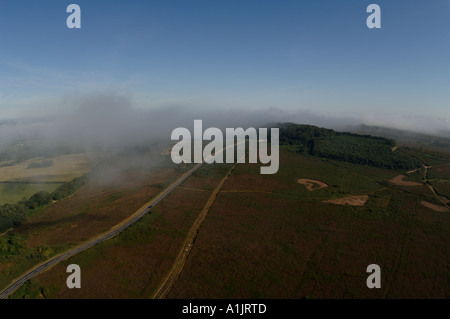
<box><xmin>0</xmin><ymin>162</ymin><xmax>205</xmax><ymax>299</ymax></box>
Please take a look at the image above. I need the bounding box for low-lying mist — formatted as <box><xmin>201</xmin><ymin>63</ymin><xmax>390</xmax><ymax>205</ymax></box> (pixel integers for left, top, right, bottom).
<box><xmin>1</xmin><ymin>91</ymin><xmax>450</xmax><ymax>162</ymax></box>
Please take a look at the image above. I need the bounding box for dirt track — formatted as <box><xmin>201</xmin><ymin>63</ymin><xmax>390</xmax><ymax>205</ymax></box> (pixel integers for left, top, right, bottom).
<box><xmin>152</xmin><ymin>164</ymin><xmax>237</xmax><ymax>299</ymax></box>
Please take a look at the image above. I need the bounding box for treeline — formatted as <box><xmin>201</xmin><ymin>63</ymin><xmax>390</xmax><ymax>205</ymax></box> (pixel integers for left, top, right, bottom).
<box><xmin>274</xmin><ymin>123</ymin><xmax>421</xmax><ymax>170</ymax></box>
<box><xmin>52</xmin><ymin>175</ymin><xmax>89</xmax><ymax>200</ymax></box>
<box><xmin>0</xmin><ymin>175</ymin><xmax>89</xmax><ymax>233</ymax></box>
<box><xmin>0</xmin><ymin>204</ymin><xmax>27</xmax><ymax>233</ymax></box>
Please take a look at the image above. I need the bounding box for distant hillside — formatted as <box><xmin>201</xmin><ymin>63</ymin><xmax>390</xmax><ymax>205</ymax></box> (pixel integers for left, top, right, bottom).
<box><xmin>273</xmin><ymin>123</ymin><xmax>421</xmax><ymax>170</ymax></box>
<box><xmin>348</xmin><ymin>124</ymin><xmax>450</xmax><ymax>150</ymax></box>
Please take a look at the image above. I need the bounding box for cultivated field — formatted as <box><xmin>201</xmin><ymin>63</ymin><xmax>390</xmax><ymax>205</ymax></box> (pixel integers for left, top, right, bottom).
<box><xmin>0</xmin><ymin>153</ymin><xmax>97</xmax><ymax>183</ymax></box>
<box><xmin>0</xmin><ymin>153</ymin><xmax>104</xmax><ymax>205</ymax></box>
<box><xmin>0</xmin><ymin>183</ymin><xmax>62</xmax><ymax>205</ymax></box>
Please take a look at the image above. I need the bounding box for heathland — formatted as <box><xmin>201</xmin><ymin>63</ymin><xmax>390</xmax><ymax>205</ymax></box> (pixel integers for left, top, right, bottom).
<box><xmin>1</xmin><ymin>124</ymin><xmax>449</xmax><ymax>298</ymax></box>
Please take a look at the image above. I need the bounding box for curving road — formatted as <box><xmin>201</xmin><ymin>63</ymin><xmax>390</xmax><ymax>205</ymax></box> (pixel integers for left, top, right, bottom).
<box><xmin>0</xmin><ymin>162</ymin><xmax>205</xmax><ymax>299</ymax></box>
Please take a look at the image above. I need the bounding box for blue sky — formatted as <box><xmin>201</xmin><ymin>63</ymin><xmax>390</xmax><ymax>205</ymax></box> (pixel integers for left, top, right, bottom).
<box><xmin>0</xmin><ymin>0</ymin><xmax>449</xmax><ymax>123</ymax></box>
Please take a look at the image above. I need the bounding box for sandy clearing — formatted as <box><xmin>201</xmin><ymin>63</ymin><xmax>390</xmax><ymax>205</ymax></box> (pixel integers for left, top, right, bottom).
<box><xmin>420</xmin><ymin>201</ymin><xmax>449</xmax><ymax>212</ymax></box>
<box><xmin>324</xmin><ymin>195</ymin><xmax>369</xmax><ymax>206</ymax></box>
<box><xmin>297</xmin><ymin>179</ymin><xmax>328</xmax><ymax>191</ymax></box>
<box><xmin>389</xmin><ymin>175</ymin><xmax>422</xmax><ymax>187</ymax></box>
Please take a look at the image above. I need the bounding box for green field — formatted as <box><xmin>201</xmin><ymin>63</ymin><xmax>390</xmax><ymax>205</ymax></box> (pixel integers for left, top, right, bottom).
<box><xmin>0</xmin><ymin>182</ymin><xmax>62</xmax><ymax>205</ymax></box>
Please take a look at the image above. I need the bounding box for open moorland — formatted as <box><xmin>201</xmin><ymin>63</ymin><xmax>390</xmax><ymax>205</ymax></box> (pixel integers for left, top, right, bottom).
<box><xmin>6</xmin><ymin>163</ymin><xmax>231</xmax><ymax>298</ymax></box>
<box><xmin>166</xmin><ymin>151</ymin><xmax>449</xmax><ymax>298</ymax></box>
<box><xmin>7</xmin><ymin>146</ymin><xmax>450</xmax><ymax>298</ymax></box>
<box><xmin>0</xmin><ymin>148</ymin><xmax>191</xmax><ymax>293</ymax></box>
<box><xmin>2</xmin><ymin>124</ymin><xmax>450</xmax><ymax>299</ymax></box>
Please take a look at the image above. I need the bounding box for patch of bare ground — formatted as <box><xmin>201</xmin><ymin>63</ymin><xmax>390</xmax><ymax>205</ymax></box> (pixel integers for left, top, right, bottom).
<box><xmin>324</xmin><ymin>195</ymin><xmax>369</xmax><ymax>206</ymax></box>
<box><xmin>420</xmin><ymin>201</ymin><xmax>449</xmax><ymax>213</ymax></box>
<box><xmin>297</xmin><ymin>179</ymin><xmax>328</xmax><ymax>191</ymax></box>
<box><xmin>389</xmin><ymin>175</ymin><xmax>422</xmax><ymax>187</ymax></box>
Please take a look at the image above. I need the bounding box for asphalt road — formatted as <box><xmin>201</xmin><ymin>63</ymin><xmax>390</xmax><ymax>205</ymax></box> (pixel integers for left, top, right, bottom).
<box><xmin>0</xmin><ymin>162</ymin><xmax>205</xmax><ymax>299</ymax></box>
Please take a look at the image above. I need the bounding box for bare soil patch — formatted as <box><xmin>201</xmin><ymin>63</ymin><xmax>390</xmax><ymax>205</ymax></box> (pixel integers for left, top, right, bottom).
<box><xmin>389</xmin><ymin>175</ymin><xmax>422</xmax><ymax>187</ymax></box>
<box><xmin>420</xmin><ymin>201</ymin><xmax>449</xmax><ymax>213</ymax></box>
<box><xmin>297</xmin><ymin>179</ymin><xmax>328</xmax><ymax>191</ymax></box>
<box><xmin>324</xmin><ymin>195</ymin><xmax>369</xmax><ymax>206</ymax></box>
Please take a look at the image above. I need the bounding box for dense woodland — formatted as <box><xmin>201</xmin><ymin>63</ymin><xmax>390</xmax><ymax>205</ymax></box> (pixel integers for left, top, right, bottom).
<box><xmin>0</xmin><ymin>175</ymin><xmax>89</xmax><ymax>233</ymax></box>
<box><xmin>274</xmin><ymin>123</ymin><xmax>421</xmax><ymax>170</ymax></box>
